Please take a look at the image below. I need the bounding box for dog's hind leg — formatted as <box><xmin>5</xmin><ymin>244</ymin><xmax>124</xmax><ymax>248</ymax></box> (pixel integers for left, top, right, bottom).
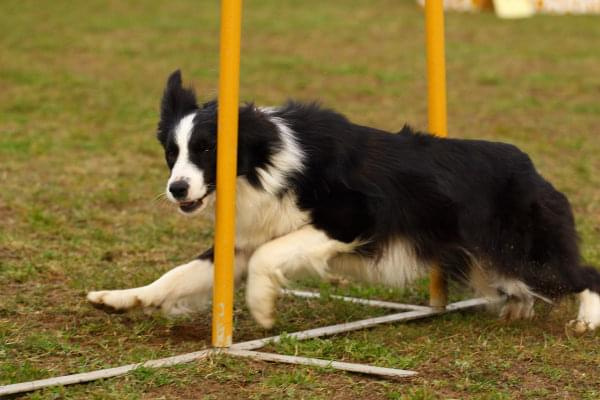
<box><xmin>524</xmin><ymin>263</ymin><xmax>600</xmax><ymax>333</ymax></box>
<box><xmin>567</xmin><ymin>266</ymin><xmax>600</xmax><ymax>333</ymax></box>
<box><xmin>245</xmin><ymin>225</ymin><xmax>356</xmax><ymax>329</ymax></box>
<box><xmin>87</xmin><ymin>248</ymin><xmax>249</xmax><ymax>316</ymax></box>
<box><xmin>510</xmin><ymin>260</ymin><xmax>600</xmax><ymax>332</ymax></box>
<box><xmin>468</xmin><ymin>263</ymin><xmax>538</xmax><ymax>320</ymax></box>
<box><xmin>495</xmin><ymin>280</ymin><xmax>538</xmax><ymax>320</ymax></box>
<box><xmin>527</xmin><ymin>186</ymin><xmax>600</xmax><ymax>332</ymax></box>
<box><xmin>570</xmin><ymin>289</ymin><xmax>600</xmax><ymax>333</ymax></box>
<box><xmin>493</xmin><ymin>182</ymin><xmax>600</xmax><ymax>332</ymax></box>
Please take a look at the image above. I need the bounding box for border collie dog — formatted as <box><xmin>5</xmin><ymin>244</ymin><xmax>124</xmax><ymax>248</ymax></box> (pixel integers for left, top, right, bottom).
<box><xmin>88</xmin><ymin>70</ymin><xmax>600</xmax><ymax>332</ymax></box>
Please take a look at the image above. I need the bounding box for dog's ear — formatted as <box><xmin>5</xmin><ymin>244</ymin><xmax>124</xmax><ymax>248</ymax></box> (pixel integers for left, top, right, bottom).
<box><xmin>157</xmin><ymin>70</ymin><xmax>198</xmax><ymax>143</ymax></box>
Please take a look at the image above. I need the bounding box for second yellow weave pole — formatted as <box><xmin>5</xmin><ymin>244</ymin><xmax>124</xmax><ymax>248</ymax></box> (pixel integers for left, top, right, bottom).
<box><xmin>425</xmin><ymin>0</ymin><xmax>449</xmax><ymax>308</ymax></box>
<box><xmin>212</xmin><ymin>0</ymin><xmax>243</xmax><ymax>348</ymax></box>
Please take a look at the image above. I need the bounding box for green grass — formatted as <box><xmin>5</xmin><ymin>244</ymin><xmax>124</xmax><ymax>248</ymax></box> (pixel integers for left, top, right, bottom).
<box><xmin>1</xmin><ymin>0</ymin><xmax>600</xmax><ymax>398</ymax></box>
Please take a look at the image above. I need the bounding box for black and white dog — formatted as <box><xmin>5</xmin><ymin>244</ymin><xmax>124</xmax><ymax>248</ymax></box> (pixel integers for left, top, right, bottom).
<box><xmin>88</xmin><ymin>70</ymin><xmax>600</xmax><ymax>332</ymax></box>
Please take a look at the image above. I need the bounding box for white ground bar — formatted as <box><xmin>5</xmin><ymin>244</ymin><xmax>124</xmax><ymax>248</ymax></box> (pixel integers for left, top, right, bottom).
<box><xmin>282</xmin><ymin>288</ymin><xmax>433</xmax><ymax>311</ymax></box>
<box><xmin>224</xmin><ymin>349</ymin><xmax>418</xmax><ymax>378</ymax></box>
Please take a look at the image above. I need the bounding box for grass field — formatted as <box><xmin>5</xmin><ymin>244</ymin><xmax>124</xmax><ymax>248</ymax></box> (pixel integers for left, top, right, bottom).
<box><xmin>2</xmin><ymin>0</ymin><xmax>600</xmax><ymax>398</ymax></box>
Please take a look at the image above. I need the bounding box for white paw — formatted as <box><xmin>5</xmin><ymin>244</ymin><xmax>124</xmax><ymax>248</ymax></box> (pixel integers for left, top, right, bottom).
<box><xmin>87</xmin><ymin>289</ymin><xmax>150</xmax><ymax>312</ymax></box>
<box><xmin>88</xmin><ymin>286</ymin><xmax>211</xmax><ymax>317</ymax></box>
<box><xmin>499</xmin><ymin>298</ymin><xmax>535</xmax><ymax>321</ymax></box>
<box><xmin>251</xmin><ymin>307</ymin><xmax>275</xmax><ymax>329</ymax></box>
<box><xmin>566</xmin><ymin>319</ymin><xmax>598</xmax><ymax>334</ymax></box>
<box><xmin>572</xmin><ymin>290</ymin><xmax>600</xmax><ymax>333</ymax></box>
<box><xmin>246</xmin><ymin>274</ymin><xmax>278</xmax><ymax>329</ymax></box>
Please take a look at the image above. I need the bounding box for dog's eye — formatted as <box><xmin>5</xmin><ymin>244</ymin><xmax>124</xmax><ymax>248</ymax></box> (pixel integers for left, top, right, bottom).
<box><xmin>197</xmin><ymin>142</ymin><xmax>215</xmax><ymax>153</ymax></box>
<box><xmin>166</xmin><ymin>149</ymin><xmax>178</xmax><ymax>166</ymax></box>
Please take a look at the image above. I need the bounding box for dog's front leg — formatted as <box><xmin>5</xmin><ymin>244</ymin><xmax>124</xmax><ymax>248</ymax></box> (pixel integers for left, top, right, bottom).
<box><xmin>245</xmin><ymin>225</ymin><xmax>355</xmax><ymax>329</ymax></box>
<box><xmin>87</xmin><ymin>248</ymin><xmax>249</xmax><ymax>316</ymax></box>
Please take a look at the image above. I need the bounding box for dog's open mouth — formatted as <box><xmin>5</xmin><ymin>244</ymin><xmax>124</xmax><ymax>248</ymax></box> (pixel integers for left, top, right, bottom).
<box><xmin>178</xmin><ymin>199</ymin><xmax>203</xmax><ymax>213</ymax></box>
<box><xmin>178</xmin><ymin>193</ymin><xmax>210</xmax><ymax>213</ymax></box>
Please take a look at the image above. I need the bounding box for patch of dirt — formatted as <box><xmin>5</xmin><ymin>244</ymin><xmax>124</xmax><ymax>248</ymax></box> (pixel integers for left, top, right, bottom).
<box><xmin>167</xmin><ymin>323</ymin><xmax>212</xmax><ymax>344</ymax></box>
<box><xmin>0</xmin><ymin>245</ymin><xmax>20</xmax><ymax>261</ymax></box>
<box><xmin>0</xmin><ymin>201</ymin><xmax>15</xmax><ymax>222</ymax></box>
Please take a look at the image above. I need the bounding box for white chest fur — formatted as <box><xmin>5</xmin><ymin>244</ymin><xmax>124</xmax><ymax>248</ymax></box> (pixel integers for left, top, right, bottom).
<box><xmin>235</xmin><ymin>178</ymin><xmax>310</xmax><ymax>251</ymax></box>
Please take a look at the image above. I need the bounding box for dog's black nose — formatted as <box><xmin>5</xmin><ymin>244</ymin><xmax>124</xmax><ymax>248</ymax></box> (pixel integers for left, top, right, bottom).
<box><xmin>169</xmin><ymin>180</ymin><xmax>189</xmax><ymax>199</ymax></box>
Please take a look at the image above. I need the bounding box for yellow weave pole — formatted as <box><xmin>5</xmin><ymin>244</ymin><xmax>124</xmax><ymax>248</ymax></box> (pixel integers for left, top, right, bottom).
<box><xmin>425</xmin><ymin>0</ymin><xmax>449</xmax><ymax>308</ymax></box>
<box><xmin>212</xmin><ymin>0</ymin><xmax>243</xmax><ymax>348</ymax></box>
<box><xmin>425</xmin><ymin>0</ymin><xmax>448</xmax><ymax>138</ymax></box>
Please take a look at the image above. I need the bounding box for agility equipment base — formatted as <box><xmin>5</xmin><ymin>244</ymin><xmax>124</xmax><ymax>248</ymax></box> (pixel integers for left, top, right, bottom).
<box><xmin>0</xmin><ymin>293</ymin><xmax>492</xmax><ymax>397</ymax></box>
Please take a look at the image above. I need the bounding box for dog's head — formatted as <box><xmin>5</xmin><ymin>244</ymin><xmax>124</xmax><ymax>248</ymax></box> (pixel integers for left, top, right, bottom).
<box><xmin>157</xmin><ymin>70</ymin><xmax>217</xmax><ymax>215</ymax></box>
<box><xmin>157</xmin><ymin>70</ymin><xmax>282</xmax><ymax>216</ymax></box>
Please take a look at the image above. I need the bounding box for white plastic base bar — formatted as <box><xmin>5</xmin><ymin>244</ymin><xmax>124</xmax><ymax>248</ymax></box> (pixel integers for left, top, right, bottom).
<box><xmin>0</xmin><ymin>298</ymin><xmax>489</xmax><ymax>396</ymax></box>
<box><xmin>236</xmin><ymin>298</ymin><xmax>490</xmax><ymax>351</ymax></box>
<box><xmin>282</xmin><ymin>289</ymin><xmax>432</xmax><ymax>311</ymax></box>
<box><xmin>0</xmin><ymin>350</ymin><xmax>215</xmax><ymax>397</ymax></box>
<box><xmin>224</xmin><ymin>349</ymin><xmax>417</xmax><ymax>378</ymax></box>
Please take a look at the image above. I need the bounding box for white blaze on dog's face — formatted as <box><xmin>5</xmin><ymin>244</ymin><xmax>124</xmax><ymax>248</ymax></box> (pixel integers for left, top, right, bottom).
<box><xmin>157</xmin><ymin>70</ymin><xmax>217</xmax><ymax>216</ymax></box>
<box><xmin>165</xmin><ymin>113</ymin><xmax>208</xmax><ymax>215</ymax></box>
